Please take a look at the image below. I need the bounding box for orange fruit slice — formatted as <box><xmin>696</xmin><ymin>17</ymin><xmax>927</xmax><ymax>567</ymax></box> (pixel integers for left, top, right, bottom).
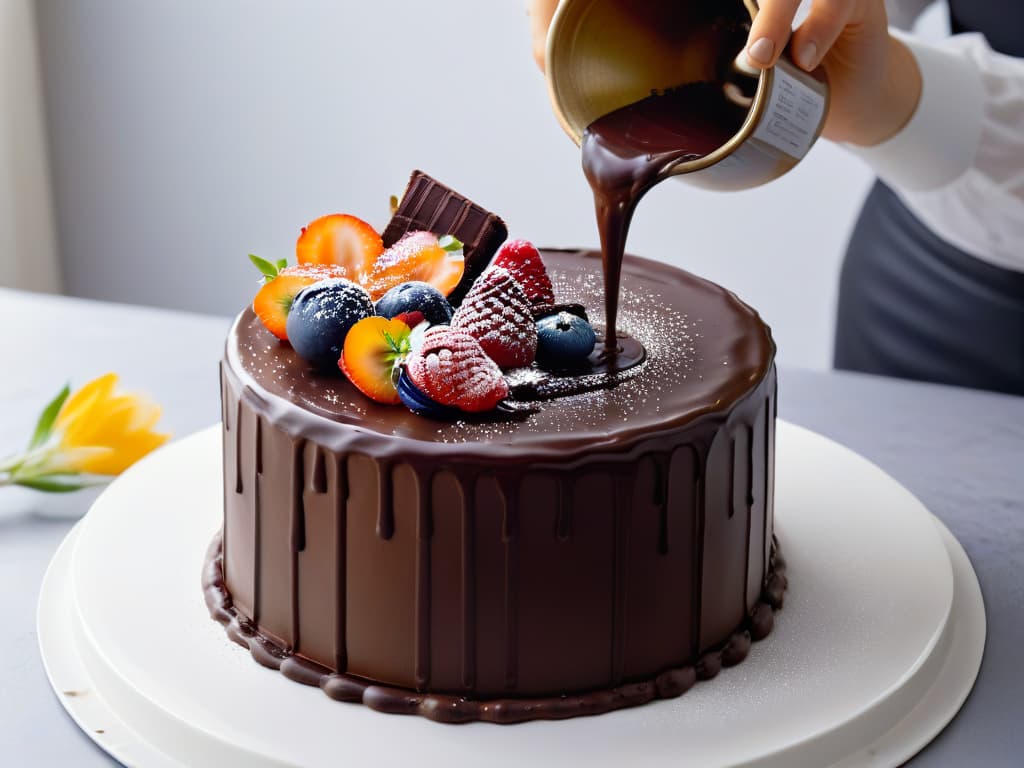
<box><xmin>362</xmin><ymin>232</ymin><xmax>465</xmax><ymax>301</ymax></box>
<box><xmin>339</xmin><ymin>316</ymin><xmax>412</xmax><ymax>405</ymax></box>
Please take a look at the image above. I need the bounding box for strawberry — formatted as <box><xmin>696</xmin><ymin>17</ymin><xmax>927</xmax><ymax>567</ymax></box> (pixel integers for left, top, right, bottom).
<box><xmin>339</xmin><ymin>316</ymin><xmax>412</xmax><ymax>405</ymax></box>
<box><xmin>492</xmin><ymin>239</ymin><xmax>555</xmax><ymax>307</ymax></box>
<box><xmin>361</xmin><ymin>232</ymin><xmax>465</xmax><ymax>300</ymax></box>
<box><xmin>249</xmin><ymin>255</ymin><xmax>348</xmax><ymax>341</ymax></box>
<box><xmin>451</xmin><ymin>267</ymin><xmax>537</xmax><ymax>368</ymax></box>
<box><xmin>296</xmin><ymin>214</ymin><xmax>384</xmax><ymax>276</ymax></box>
<box><xmin>404</xmin><ymin>327</ymin><xmax>509</xmax><ymax>413</ymax></box>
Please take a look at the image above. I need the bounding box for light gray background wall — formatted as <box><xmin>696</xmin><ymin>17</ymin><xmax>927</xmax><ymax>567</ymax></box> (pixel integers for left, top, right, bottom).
<box><xmin>35</xmin><ymin>1</ymin><xmax>947</xmax><ymax>369</ymax></box>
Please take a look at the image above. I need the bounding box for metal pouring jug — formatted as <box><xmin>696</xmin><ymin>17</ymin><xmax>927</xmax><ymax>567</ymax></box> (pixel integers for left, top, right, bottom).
<box><xmin>546</xmin><ymin>0</ymin><xmax>831</xmax><ymax>191</ymax></box>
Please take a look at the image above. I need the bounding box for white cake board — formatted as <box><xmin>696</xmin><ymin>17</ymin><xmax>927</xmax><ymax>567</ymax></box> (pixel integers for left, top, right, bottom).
<box><xmin>38</xmin><ymin>422</ymin><xmax>985</xmax><ymax>768</ymax></box>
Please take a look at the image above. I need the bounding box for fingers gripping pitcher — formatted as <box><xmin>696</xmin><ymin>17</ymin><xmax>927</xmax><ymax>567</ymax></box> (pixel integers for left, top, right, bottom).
<box><xmin>545</xmin><ymin>0</ymin><xmax>829</xmax><ymax>345</ymax></box>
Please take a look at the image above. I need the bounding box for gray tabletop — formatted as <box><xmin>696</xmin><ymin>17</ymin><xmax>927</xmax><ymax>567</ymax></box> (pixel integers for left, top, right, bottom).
<box><xmin>1</xmin><ymin>287</ymin><xmax>1021</xmax><ymax>767</ymax></box>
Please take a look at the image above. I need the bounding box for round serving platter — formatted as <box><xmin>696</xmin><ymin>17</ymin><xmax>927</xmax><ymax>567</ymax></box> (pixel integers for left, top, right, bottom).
<box><xmin>38</xmin><ymin>422</ymin><xmax>985</xmax><ymax>767</ymax></box>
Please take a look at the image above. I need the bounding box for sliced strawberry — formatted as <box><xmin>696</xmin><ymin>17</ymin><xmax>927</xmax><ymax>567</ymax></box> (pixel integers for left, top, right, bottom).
<box><xmin>339</xmin><ymin>316</ymin><xmax>412</xmax><ymax>405</ymax></box>
<box><xmin>362</xmin><ymin>232</ymin><xmax>465</xmax><ymax>300</ymax></box>
<box><xmin>251</xmin><ymin>263</ymin><xmax>349</xmax><ymax>341</ymax></box>
<box><xmin>451</xmin><ymin>266</ymin><xmax>537</xmax><ymax>368</ymax></box>
<box><xmin>296</xmin><ymin>214</ymin><xmax>384</xmax><ymax>276</ymax></box>
<box><xmin>404</xmin><ymin>326</ymin><xmax>509</xmax><ymax>413</ymax></box>
<box><xmin>492</xmin><ymin>239</ymin><xmax>555</xmax><ymax>306</ymax></box>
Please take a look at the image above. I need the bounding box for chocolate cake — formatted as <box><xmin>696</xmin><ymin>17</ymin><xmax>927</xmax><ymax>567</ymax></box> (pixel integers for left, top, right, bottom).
<box><xmin>207</xmin><ymin>246</ymin><xmax>782</xmax><ymax>723</ymax></box>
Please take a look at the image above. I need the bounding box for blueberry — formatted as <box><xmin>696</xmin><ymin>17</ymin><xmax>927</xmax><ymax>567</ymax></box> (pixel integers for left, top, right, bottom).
<box><xmin>396</xmin><ymin>369</ymin><xmax>461</xmax><ymax>420</ymax></box>
<box><xmin>375</xmin><ymin>281</ymin><xmax>453</xmax><ymax>326</ymax></box>
<box><xmin>286</xmin><ymin>278</ymin><xmax>373</xmax><ymax>370</ymax></box>
<box><xmin>535</xmin><ymin>312</ymin><xmax>597</xmax><ymax>370</ymax></box>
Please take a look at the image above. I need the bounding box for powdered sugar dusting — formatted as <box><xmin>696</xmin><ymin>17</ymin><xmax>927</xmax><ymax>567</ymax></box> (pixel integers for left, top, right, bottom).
<box><xmin>235</xmin><ymin>251</ymin><xmax>767</xmax><ymax>448</ymax></box>
<box><xmin>425</xmin><ymin>266</ymin><xmax>704</xmax><ymax>442</ymax></box>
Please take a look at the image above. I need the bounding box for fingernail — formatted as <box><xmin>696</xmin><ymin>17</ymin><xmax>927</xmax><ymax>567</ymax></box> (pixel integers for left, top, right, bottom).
<box><xmin>747</xmin><ymin>37</ymin><xmax>775</xmax><ymax>66</ymax></box>
<box><xmin>797</xmin><ymin>41</ymin><xmax>818</xmax><ymax>70</ymax></box>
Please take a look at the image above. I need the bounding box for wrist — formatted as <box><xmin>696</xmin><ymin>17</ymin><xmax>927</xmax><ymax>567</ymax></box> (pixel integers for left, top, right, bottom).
<box><xmin>853</xmin><ymin>35</ymin><xmax>923</xmax><ymax>147</ymax></box>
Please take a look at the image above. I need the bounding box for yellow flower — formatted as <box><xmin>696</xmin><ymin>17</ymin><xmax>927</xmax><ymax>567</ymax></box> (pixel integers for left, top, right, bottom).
<box><xmin>0</xmin><ymin>373</ymin><xmax>170</xmax><ymax>493</ymax></box>
<box><xmin>53</xmin><ymin>373</ymin><xmax>170</xmax><ymax>475</ymax></box>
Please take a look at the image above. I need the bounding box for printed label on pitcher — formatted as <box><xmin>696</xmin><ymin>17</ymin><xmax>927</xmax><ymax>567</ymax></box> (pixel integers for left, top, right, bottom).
<box><xmin>753</xmin><ymin>68</ymin><xmax>826</xmax><ymax>158</ymax></box>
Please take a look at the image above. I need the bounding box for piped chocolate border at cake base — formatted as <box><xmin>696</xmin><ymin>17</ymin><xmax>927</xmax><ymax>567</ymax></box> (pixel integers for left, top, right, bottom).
<box><xmin>203</xmin><ymin>533</ymin><xmax>788</xmax><ymax>725</ymax></box>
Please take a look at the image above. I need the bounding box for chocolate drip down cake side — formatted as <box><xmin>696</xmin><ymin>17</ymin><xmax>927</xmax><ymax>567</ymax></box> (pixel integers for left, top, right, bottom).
<box><xmin>207</xmin><ymin>170</ymin><xmax>784</xmax><ymax>723</ymax></box>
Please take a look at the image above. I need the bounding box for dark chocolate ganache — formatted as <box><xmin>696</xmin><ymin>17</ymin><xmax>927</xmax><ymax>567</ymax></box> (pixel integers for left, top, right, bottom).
<box><xmin>583</xmin><ymin>84</ymin><xmax>750</xmax><ymax>346</ymax></box>
<box><xmin>217</xmin><ymin>247</ymin><xmax>780</xmax><ymax>722</ymax></box>
<box><xmin>227</xmin><ymin>249</ymin><xmax>774</xmax><ymax>459</ymax></box>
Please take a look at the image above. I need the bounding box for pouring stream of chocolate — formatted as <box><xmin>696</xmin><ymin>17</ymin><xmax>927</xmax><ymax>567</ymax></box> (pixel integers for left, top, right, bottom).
<box><xmin>582</xmin><ymin>83</ymin><xmax>749</xmax><ymax>359</ymax></box>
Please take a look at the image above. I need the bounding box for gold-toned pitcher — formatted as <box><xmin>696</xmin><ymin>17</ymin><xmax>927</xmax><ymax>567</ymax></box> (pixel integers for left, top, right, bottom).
<box><xmin>546</xmin><ymin>0</ymin><xmax>830</xmax><ymax>191</ymax></box>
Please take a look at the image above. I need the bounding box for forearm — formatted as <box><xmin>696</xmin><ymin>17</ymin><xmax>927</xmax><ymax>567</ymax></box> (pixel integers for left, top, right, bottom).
<box><xmin>842</xmin><ymin>34</ymin><xmax>923</xmax><ymax>147</ymax></box>
<box><xmin>845</xmin><ymin>31</ymin><xmax>987</xmax><ymax>190</ymax></box>
<box><xmin>847</xmin><ymin>31</ymin><xmax>1024</xmax><ymax>270</ymax></box>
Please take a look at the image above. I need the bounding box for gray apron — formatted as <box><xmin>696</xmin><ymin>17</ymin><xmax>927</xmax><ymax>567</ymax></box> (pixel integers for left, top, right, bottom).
<box><xmin>833</xmin><ymin>2</ymin><xmax>1024</xmax><ymax>396</ymax></box>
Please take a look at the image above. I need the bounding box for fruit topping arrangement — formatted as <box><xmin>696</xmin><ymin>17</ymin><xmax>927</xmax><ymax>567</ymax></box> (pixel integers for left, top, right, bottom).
<box><xmin>246</xmin><ymin>171</ymin><xmax>600</xmax><ymax>419</ymax></box>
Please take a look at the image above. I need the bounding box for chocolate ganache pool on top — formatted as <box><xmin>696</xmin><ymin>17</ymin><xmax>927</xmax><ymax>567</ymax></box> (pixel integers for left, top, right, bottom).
<box><xmin>582</xmin><ymin>82</ymin><xmax>749</xmax><ymax>347</ymax></box>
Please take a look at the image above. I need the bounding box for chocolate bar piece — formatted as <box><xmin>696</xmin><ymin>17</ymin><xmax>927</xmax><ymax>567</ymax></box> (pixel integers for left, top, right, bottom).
<box><xmin>383</xmin><ymin>170</ymin><xmax>508</xmax><ymax>304</ymax></box>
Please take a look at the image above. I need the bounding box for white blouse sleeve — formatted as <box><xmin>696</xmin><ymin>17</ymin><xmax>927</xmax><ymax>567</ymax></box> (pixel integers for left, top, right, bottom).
<box><xmin>844</xmin><ymin>31</ymin><xmax>1024</xmax><ymax>272</ymax></box>
<box><xmin>885</xmin><ymin>0</ymin><xmax>936</xmax><ymax>31</ymax></box>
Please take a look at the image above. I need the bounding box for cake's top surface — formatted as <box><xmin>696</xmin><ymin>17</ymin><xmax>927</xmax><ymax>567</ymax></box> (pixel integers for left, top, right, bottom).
<box><xmin>226</xmin><ymin>249</ymin><xmax>774</xmax><ymax>460</ymax></box>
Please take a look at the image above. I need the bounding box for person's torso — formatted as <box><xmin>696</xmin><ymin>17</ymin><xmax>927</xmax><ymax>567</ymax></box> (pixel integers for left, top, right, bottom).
<box><xmin>948</xmin><ymin>0</ymin><xmax>1024</xmax><ymax>57</ymax></box>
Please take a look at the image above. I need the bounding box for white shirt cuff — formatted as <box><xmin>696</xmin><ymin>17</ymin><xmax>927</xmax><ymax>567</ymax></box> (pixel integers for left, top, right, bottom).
<box><xmin>844</xmin><ymin>31</ymin><xmax>986</xmax><ymax>192</ymax></box>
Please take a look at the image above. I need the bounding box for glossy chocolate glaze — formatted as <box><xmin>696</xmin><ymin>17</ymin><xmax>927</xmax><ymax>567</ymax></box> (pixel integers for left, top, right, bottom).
<box><xmin>204</xmin><ymin>533</ymin><xmax>786</xmax><ymax>723</ymax></box>
<box><xmin>214</xmin><ymin>249</ymin><xmax>779</xmax><ymax>721</ymax></box>
<box><xmin>583</xmin><ymin>84</ymin><xmax>748</xmax><ymax>345</ymax></box>
<box><xmin>225</xmin><ymin>250</ymin><xmax>771</xmax><ymax>459</ymax></box>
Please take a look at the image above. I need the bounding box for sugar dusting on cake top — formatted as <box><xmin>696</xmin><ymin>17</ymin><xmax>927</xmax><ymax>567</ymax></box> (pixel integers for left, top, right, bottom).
<box><xmin>230</xmin><ymin>248</ymin><xmax>772</xmax><ymax>454</ymax></box>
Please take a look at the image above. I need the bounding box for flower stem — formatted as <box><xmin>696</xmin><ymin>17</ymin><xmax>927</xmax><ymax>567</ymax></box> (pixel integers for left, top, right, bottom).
<box><xmin>0</xmin><ymin>454</ymin><xmax>23</xmax><ymax>474</ymax></box>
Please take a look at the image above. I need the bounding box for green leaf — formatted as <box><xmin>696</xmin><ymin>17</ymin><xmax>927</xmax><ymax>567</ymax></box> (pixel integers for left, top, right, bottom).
<box><xmin>438</xmin><ymin>235</ymin><xmax>463</xmax><ymax>253</ymax></box>
<box><xmin>275</xmin><ymin>258</ymin><xmax>288</xmax><ymax>271</ymax></box>
<box><xmin>381</xmin><ymin>328</ymin><xmax>413</xmax><ymax>357</ymax></box>
<box><xmin>249</xmin><ymin>254</ymin><xmax>282</xmax><ymax>282</ymax></box>
<box><xmin>29</xmin><ymin>384</ymin><xmax>70</xmax><ymax>450</ymax></box>
<box><xmin>15</xmin><ymin>474</ymin><xmax>95</xmax><ymax>493</ymax></box>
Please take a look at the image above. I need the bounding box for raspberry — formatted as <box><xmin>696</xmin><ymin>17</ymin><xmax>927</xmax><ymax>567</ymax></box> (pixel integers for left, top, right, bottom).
<box><xmin>492</xmin><ymin>240</ymin><xmax>555</xmax><ymax>307</ymax></box>
<box><xmin>451</xmin><ymin>267</ymin><xmax>537</xmax><ymax>368</ymax></box>
<box><xmin>405</xmin><ymin>327</ymin><xmax>509</xmax><ymax>413</ymax></box>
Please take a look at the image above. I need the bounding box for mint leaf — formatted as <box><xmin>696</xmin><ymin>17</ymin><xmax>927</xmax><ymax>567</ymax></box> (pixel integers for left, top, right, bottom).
<box><xmin>15</xmin><ymin>474</ymin><xmax>93</xmax><ymax>493</ymax></box>
<box><xmin>275</xmin><ymin>258</ymin><xmax>288</xmax><ymax>271</ymax></box>
<box><xmin>382</xmin><ymin>330</ymin><xmax>399</xmax><ymax>353</ymax></box>
<box><xmin>438</xmin><ymin>235</ymin><xmax>464</xmax><ymax>253</ymax></box>
<box><xmin>249</xmin><ymin>254</ymin><xmax>282</xmax><ymax>282</ymax></box>
<box><xmin>29</xmin><ymin>384</ymin><xmax>70</xmax><ymax>450</ymax></box>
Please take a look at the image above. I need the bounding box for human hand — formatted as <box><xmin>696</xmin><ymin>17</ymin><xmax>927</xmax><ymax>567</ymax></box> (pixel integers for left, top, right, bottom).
<box><xmin>745</xmin><ymin>0</ymin><xmax>921</xmax><ymax>146</ymax></box>
<box><xmin>528</xmin><ymin>0</ymin><xmax>922</xmax><ymax>148</ymax></box>
<box><xmin>527</xmin><ymin>0</ymin><xmax>559</xmax><ymax>72</ymax></box>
